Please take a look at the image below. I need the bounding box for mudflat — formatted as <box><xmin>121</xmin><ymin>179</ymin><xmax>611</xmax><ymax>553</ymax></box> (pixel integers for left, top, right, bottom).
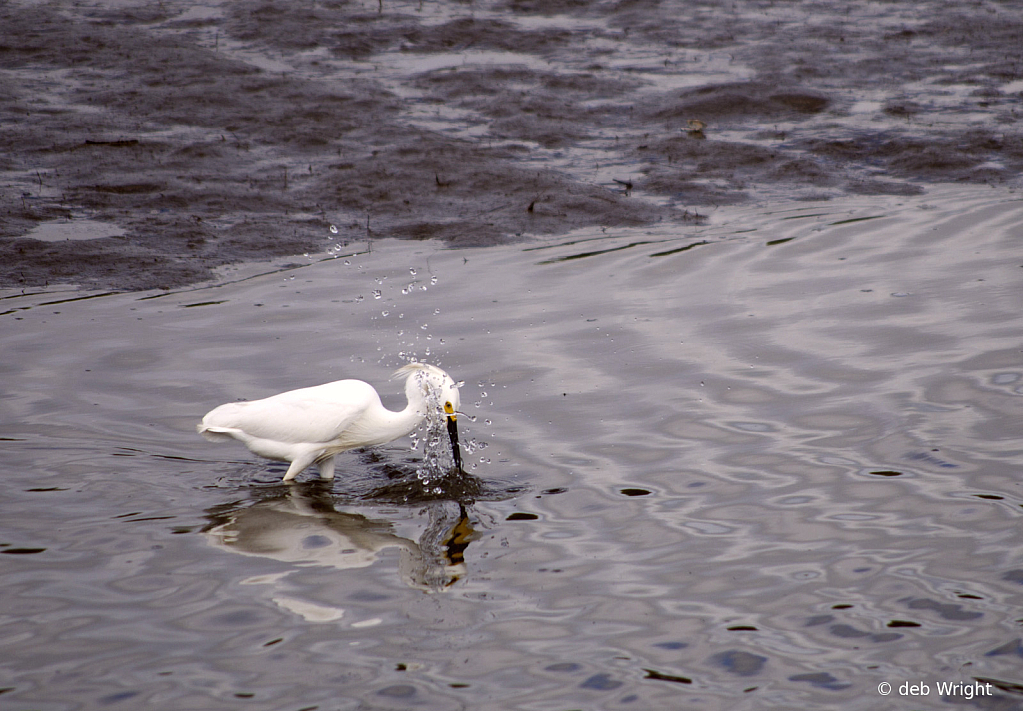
<box><xmin>2</xmin><ymin>0</ymin><xmax>1020</xmax><ymax>290</ymax></box>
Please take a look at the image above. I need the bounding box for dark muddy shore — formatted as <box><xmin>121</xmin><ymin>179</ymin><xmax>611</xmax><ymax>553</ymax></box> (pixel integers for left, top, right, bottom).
<box><xmin>1</xmin><ymin>0</ymin><xmax>1020</xmax><ymax>290</ymax></box>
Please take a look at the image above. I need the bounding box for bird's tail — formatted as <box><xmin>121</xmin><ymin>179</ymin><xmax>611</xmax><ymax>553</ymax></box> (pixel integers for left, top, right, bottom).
<box><xmin>196</xmin><ymin>423</ymin><xmax>238</xmax><ymax>442</ymax></box>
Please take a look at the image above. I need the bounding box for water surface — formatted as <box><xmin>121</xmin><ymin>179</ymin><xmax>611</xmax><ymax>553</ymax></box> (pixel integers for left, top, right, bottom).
<box><xmin>2</xmin><ymin>185</ymin><xmax>1022</xmax><ymax>710</ymax></box>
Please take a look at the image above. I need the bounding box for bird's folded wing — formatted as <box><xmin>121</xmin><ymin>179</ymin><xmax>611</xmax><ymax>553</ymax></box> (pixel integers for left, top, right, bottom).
<box><xmin>203</xmin><ymin>396</ymin><xmax>366</xmax><ymax>445</ymax></box>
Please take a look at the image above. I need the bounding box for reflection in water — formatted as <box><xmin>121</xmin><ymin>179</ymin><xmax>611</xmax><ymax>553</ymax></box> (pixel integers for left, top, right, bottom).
<box><xmin>203</xmin><ymin>482</ymin><xmax>475</xmax><ymax>594</ymax></box>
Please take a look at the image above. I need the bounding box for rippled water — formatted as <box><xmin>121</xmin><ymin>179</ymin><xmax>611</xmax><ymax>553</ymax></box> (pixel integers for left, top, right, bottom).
<box><xmin>2</xmin><ymin>186</ymin><xmax>1022</xmax><ymax>710</ymax></box>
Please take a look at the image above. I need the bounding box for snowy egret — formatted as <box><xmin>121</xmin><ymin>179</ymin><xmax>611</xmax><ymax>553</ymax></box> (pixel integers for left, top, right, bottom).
<box><xmin>198</xmin><ymin>363</ymin><xmax>463</xmax><ymax>481</ymax></box>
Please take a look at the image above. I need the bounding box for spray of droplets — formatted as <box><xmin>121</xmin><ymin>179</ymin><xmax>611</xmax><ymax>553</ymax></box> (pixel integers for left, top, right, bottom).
<box><xmin>329</xmin><ymin>247</ymin><xmax>491</xmax><ymax>475</ymax></box>
<box><xmin>325</xmin><ymin>223</ymin><xmax>349</xmax><ymax>259</ymax></box>
<box><xmin>369</xmin><ymin>266</ymin><xmax>445</xmax><ymax>361</ymax></box>
<box><xmin>407</xmin><ymin>369</ymin><xmax>462</xmax><ymax>485</ymax></box>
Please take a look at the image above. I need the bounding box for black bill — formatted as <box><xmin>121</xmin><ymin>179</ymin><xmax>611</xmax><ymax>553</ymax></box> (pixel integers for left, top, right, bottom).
<box><xmin>447</xmin><ymin>414</ymin><xmax>463</xmax><ymax>471</ymax></box>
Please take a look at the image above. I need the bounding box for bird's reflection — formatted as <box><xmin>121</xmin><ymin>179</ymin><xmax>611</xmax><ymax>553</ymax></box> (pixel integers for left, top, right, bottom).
<box><xmin>202</xmin><ymin>467</ymin><xmax>512</xmax><ymax>592</ymax></box>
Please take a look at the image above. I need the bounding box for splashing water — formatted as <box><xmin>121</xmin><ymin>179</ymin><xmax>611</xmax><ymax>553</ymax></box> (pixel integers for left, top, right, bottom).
<box><xmin>408</xmin><ymin>368</ymin><xmax>462</xmax><ymax>484</ymax></box>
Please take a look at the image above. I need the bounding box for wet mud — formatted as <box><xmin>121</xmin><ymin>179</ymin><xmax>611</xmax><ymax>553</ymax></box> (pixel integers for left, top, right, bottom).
<box><xmin>1</xmin><ymin>0</ymin><xmax>1021</xmax><ymax>290</ymax></box>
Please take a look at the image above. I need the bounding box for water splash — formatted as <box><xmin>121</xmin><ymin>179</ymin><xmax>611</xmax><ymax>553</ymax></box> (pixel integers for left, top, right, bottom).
<box><xmin>412</xmin><ymin>381</ymin><xmax>457</xmax><ymax>484</ymax></box>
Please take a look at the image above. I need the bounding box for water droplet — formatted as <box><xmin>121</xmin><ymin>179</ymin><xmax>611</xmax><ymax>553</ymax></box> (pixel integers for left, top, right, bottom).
<box><xmin>329</xmin><ymin>224</ymin><xmax>338</xmax><ymax>234</ymax></box>
<box><xmin>409</xmin><ymin>267</ymin><xmax>417</xmax><ymax>276</ymax></box>
<box><xmin>343</xmin><ymin>260</ymin><xmax>351</xmax><ymax>266</ymax></box>
<box><xmin>372</xmin><ymin>290</ymin><xmax>382</xmax><ymax>299</ymax></box>
<box><xmin>430</xmin><ymin>276</ymin><xmax>438</xmax><ymax>285</ymax></box>
<box><xmin>420</xmin><ymin>323</ymin><xmax>428</xmax><ymax>330</ymax></box>
<box><xmin>434</xmin><ymin>308</ymin><xmax>441</xmax><ymax>315</ymax></box>
<box><xmin>381</xmin><ymin>310</ymin><xmax>389</xmax><ymax>317</ymax></box>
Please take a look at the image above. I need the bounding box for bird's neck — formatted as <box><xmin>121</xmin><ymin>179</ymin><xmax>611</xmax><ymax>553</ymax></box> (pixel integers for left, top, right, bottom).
<box><xmin>389</xmin><ymin>399</ymin><xmax>428</xmax><ymax>439</ymax></box>
<box><xmin>358</xmin><ymin>393</ymin><xmax>427</xmax><ymax>447</ymax></box>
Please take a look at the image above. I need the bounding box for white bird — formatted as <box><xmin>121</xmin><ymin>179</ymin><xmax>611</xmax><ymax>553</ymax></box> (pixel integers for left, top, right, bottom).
<box><xmin>198</xmin><ymin>363</ymin><xmax>462</xmax><ymax>481</ymax></box>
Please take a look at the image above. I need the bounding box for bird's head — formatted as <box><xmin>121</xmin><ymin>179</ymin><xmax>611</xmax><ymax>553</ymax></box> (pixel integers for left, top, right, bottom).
<box><xmin>394</xmin><ymin>362</ymin><xmax>460</xmax><ymax>413</ymax></box>
<box><xmin>394</xmin><ymin>362</ymin><xmax>464</xmax><ymax>470</ymax></box>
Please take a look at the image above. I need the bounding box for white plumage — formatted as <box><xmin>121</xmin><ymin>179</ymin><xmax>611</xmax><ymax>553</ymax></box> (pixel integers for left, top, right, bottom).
<box><xmin>198</xmin><ymin>363</ymin><xmax>462</xmax><ymax>481</ymax></box>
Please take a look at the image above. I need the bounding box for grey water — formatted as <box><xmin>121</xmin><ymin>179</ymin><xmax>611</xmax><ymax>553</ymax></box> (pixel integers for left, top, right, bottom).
<box><xmin>2</xmin><ymin>185</ymin><xmax>1023</xmax><ymax>710</ymax></box>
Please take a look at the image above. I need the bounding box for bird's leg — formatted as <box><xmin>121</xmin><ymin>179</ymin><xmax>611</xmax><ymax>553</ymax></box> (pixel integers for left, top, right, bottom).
<box><xmin>283</xmin><ymin>451</ymin><xmax>319</xmax><ymax>482</ymax></box>
<box><xmin>316</xmin><ymin>456</ymin><xmax>336</xmax><ymax>480</ymax></box>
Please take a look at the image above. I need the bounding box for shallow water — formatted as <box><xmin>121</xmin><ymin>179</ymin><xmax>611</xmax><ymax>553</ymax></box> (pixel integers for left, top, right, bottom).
<box><xmin>22</xmin><ymin>220</ymin><xmax>127</xmax><ymax>243</ymax></box>
<box><xmin>2</xmin><ymin>185</ymin><xmax>1023</xmax><ymax>709</ymax></box>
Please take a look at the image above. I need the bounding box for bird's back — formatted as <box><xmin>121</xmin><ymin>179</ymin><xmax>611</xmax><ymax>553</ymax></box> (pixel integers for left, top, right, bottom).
<box><xmin>199</xmin><ymin>379</ymin><xmax>380</xmax><ymax>446</ymax></box>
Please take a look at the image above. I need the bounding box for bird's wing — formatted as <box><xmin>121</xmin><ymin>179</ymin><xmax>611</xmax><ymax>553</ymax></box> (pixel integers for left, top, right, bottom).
<box><xmin>202</xmin><ymin>380</ymin><xmax>379</xmax><ymax>445</ymax></box>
